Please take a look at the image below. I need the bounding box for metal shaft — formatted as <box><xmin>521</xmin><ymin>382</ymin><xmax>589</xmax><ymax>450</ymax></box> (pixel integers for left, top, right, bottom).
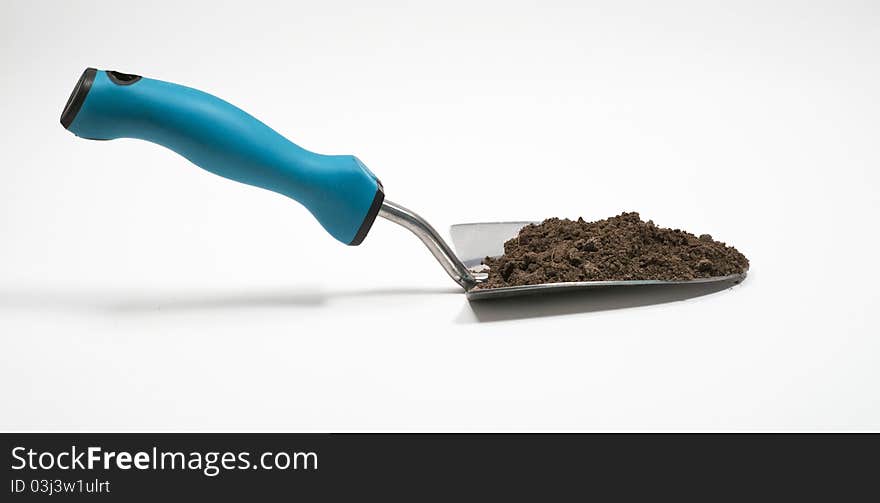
<box><xmin>378</xmin><ymin>199</ymin><xmax>478</xmax><ymax>290</ymax></box>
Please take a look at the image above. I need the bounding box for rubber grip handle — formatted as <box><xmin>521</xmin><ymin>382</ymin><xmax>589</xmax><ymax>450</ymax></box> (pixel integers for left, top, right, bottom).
<box><xmin>60</xmin><ymin>68</ymin><xmax>384</xmax><ymax>245</ymax></box>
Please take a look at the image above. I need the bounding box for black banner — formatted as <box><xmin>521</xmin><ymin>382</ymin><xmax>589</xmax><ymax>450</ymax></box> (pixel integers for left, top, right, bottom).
<box><xmin>3</xmin><ymin>434</ymin><xmax>877</xmax><ymax>500</ymax></box>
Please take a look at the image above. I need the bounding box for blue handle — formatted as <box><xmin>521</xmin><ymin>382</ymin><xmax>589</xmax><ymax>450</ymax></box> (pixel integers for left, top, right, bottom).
<box><xmin>60</xmin><ymin>68</ymin><xmax>384</xmax><ymax>245</ymax></box>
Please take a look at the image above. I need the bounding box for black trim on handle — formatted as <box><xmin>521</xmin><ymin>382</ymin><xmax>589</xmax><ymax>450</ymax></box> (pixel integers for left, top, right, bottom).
<box><xmin>106</xmin><ymin>70</ymin><xmax>142</xmax><ymax>85</ymax></box>
<box><xmin>60</xmin><ymin>67</ymin><xmax>97</xmax><ymax>129</ymax></box>
<box><xmin>349</xmin><ymin>183</ymin><xmax>385</xmax><ymax>246</ymax></box>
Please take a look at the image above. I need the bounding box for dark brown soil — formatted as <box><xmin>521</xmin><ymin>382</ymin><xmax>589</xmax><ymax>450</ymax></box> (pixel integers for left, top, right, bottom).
<box><xmin>477</xmin><ymin>212</ymin><xmax>749</xmax><ymax>289</ymax></box>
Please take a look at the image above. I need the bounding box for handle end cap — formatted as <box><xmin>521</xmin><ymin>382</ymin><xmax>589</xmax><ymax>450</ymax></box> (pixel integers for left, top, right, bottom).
<box><xmin>60</xmin><ymin>67</ymin><xmax>98</xmax><ymax>130</ymax></box>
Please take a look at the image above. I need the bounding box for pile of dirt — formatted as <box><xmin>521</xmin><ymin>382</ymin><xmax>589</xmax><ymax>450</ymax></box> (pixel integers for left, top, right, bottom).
<box><xmin>478</xmin><ymin>212</ymin><xmax>749</xmax><ymax>289</ymax></box>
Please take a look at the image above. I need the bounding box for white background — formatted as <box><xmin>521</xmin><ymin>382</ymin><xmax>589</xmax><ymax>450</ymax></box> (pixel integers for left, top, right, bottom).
<box><xmin>1</xmin><ymin>0</ymin><xmax>878</xmax><ymax>431</ymax></box>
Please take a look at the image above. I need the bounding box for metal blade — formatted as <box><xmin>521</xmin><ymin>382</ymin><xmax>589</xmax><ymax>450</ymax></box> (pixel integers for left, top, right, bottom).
<box><xmin>449</xmin><ymin>222</ymin><xmax>747</xmax><ymax>300</ymax></box>
<box><xmin>449</xmin><ymin>221</ymin><xmax>535</xmax><ymax>267</ymax></box>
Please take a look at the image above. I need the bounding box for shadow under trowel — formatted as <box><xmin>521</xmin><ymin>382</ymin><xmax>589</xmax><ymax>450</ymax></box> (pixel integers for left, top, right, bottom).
<box><xmin>460</xmin><ymin>277</ymin><xmax>746</xmax><ymax>323</ymax></box>
<box><xmin>108</xmin><ymin>286</ymin><xmax>461</xmax><ymax>313</ymax></box>
<box><xmin>0</xmin><ymin>286</ymin><xmax>460</xmax><ymax>314</ymax></box>
<box><xmin>1</xmin><ymin>278</ymin><xmax>745</xmax><ymax>321</ymax></box>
